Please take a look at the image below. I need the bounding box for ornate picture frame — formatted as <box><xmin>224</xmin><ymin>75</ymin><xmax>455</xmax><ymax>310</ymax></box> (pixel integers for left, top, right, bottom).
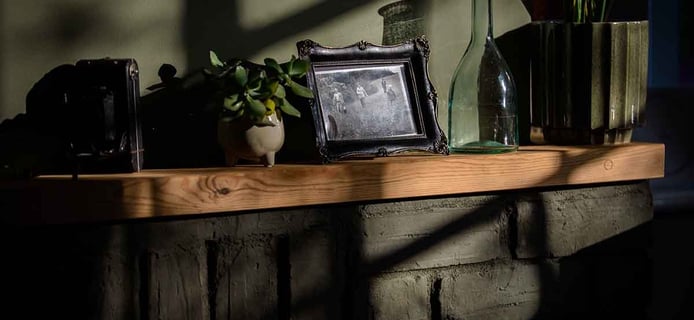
<box><xmin>296</xmin><ymin>37</ymin><xmax>448</xmax><ymax>162</ymax></box>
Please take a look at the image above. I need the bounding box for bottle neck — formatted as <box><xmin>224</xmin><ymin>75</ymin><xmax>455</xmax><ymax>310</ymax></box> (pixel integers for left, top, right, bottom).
<box><xmin>471</xmin><ymin>0</ymin><xmax>493</xmax><ymax>43</ymax></box>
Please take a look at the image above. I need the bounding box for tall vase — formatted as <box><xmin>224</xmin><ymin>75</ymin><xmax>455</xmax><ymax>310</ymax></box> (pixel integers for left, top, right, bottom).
<box><xmin>447</xmin><ymin>0</ymin><xmax>519</xmax><ymax>153</ymax></box>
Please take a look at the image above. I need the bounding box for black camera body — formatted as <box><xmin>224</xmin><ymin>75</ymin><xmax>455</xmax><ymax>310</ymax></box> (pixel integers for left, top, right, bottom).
<box><xmin>1</xmin><ymin>58</ymin><xmax>145</xmax><ymax>177</ymax></box>
<box><xmin>69</xmin><ymin>58</ymin><xmax>143</xmax><ymax>173</ymax></box>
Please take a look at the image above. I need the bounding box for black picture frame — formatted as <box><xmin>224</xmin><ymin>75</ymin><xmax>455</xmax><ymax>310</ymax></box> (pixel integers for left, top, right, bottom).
<box><xmin>296</xmin><ymin>37</ymin><xmax>448</xmax><ymax>162</ymax></box>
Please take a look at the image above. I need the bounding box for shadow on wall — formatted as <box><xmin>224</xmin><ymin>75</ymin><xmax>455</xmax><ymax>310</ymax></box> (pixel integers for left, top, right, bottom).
<box><xmin>0</xmin><ymin>0</ymin><xmax>178</xmax><ymax>121</ymax></box>
<box><xmin>183</xmin><ymin>0</ymin><xmax>373</xmax><ymax>68</ymax></box>
<box><xmin>682</xmin><ymin>0</ymin><xmax>694</xmax><ymax>84</ymax></box>
<box><xmin>0</xmin><ymin>2</ymin><xmax>4</xmax><ymax>118</ymax></box>
<box><xmin>633</xmin><ymin>88</ymin><xmax>694</xmax><ymax>213</ymax></box>
<box><xmin>250</xmin><ymin>147</ymin><xmax>643</xmax><ymax>319</ymax></box>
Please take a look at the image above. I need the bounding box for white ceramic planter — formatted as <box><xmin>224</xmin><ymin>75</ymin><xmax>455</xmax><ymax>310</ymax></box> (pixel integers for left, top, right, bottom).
<box><xmin>217</xmin><ymin>113</ymin><xmax>285</xmax><ymax>167</ymax></box>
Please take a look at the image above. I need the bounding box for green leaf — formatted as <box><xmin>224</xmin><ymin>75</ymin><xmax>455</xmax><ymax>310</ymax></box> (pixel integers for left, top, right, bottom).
<box><xmin>264</xmin><ymin>58</ymin><xmax>283</xmax><ymax>74</ymax></box>
<box><xmin>225</xmin><ymin>100</ymin><xmax>243</xmax><ymax>112</ymax></box>
<box><xmin>223</xmin><ymin>94</ymin><xmax>241</xmax><ymax>111</ymax></box>
<box><xmin>274</xmin><ymin>84</ymin><xmax>286</xmax><ymax>99</ymax></box>
<box><xmin>234</xmin><ymin>66</ymin><xmax>248</xmax><ymax>87</ymax></box>
<box><xmin>286</xmin><ymin>79</ymin><xmax>314</xmax><ymax>98</ymax></box>
<box><xmin>247</xmin><ymin>78</ymin><xmax>264</xmax><ymax>97</ymax></box>
<box><xmin>263</xmin><ymin>80</ymin><xmax>279</xmax><ymax>96</ymax></box>
<box><xmin>280</xmin><ymin>59</ymin><xmax>294</xmax><ymax>75</ymax></box>
<box><xmin>246</xmin><ymin>96</ymin><xmax>267</xmax><ymax>118</ymax></box>
<box><xmin>279</xmin><ymin>98</ymin><xmax>301</xmax><ymax>118</ymax></box>
<box><xmin>288</xmin><ymin>59</ymin><xmax>310</xmax><ymax>77</ymax></box>
<box><xmin>222</xmin><ymin>108</ymin><xmax>245</xmax><ymax>121</ymax></box>
<box><xmin>210</xmin><ymin>50</ymin><xmax>225</xmax><ymax>68</ymax></box>
<box><xmin>247</xmin><ymin>68</ymin><xmax>263</xmax><ymax>83</ymax></box>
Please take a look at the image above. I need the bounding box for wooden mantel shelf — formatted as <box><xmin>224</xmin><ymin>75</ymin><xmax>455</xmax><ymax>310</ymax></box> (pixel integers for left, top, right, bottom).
<box><xmin>0</xmin><ymin>143</ymin><xmax>664</xmax><ymax>224</ymax></box>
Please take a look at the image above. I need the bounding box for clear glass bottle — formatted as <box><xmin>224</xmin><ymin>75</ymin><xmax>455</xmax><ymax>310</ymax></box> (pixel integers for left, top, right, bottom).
<box><xmin>447</xmin><ymin>0</ymin><xmax>518</xmax><ymax>153</ymax></box>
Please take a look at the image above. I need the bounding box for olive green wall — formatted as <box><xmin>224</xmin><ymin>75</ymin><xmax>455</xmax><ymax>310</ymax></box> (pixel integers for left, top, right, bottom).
<box><xmin>0</xmin><ymin>0</ymin><xmax>185</xmax><ymax>121</ymax></box>
<box><xmin>0</xmin><ymin>0</ymin><xmax>529</xmax><ymax>132</ymax></box>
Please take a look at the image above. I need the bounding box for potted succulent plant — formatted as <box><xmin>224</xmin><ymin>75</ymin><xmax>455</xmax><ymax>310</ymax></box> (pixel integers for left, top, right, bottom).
<box><xmin>206</xmin><ymin>51</ymin><xmax>314</xmax><ymax>167</ymax></box>
<box><xmin>524</xmin><ymin>0</ymin><xmax>649</xmax><ymax>145</ymax></box>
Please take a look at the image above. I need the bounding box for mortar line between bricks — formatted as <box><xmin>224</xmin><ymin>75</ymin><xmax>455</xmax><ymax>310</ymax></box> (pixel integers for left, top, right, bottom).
<box><xmin>276</xmin><ymin>234</ymin><xmax>291</xmax><ymax>320</ymax></box>
<box><xmin>430</xmin><ymin>277</ymin><xmax>442</xmax><ymax>320</ymax></box>
<box><xmin>205</xmin><ymin>240</ymin><xmax>219</xmax><ymax>320</ymax></box>
<box><xmin>508</xmin><ymin>200</ymin><xmax>520</xmax><ymax>260</ymax></box>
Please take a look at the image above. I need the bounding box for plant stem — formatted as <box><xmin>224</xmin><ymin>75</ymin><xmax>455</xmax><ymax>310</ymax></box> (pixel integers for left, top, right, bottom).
<box><xmin>568</xmin><ymin>0</ymin><xmax>611</xmax><ymax>23</ymax></box>
<box><xmin>599</xmin><ymin>0</ymin><xmax>607</xmax><ymax>21</ymax></box>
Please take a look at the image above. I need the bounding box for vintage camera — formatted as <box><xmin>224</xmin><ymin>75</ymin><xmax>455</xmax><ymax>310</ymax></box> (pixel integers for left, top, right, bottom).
<box><xmin>69</xmin><ymin>58</ymin><xmax>143</xmax><ymax>173</ymax></box>
<box><xmin>8</xmin><ymin>58</ymin><xmax>145</xmax><ymax>176</ymax></box>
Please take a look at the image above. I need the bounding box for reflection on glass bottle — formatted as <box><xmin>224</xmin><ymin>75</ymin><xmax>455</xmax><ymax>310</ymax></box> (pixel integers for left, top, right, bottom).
<box><xmin>448</xmin><ymin>0</ymin><xmax>518</xmax><ymax>153</ymax></box>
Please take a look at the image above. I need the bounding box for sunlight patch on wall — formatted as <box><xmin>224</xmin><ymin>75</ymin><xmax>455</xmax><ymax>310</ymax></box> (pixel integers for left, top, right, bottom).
<box><xmin>238</xmin><ymin>0</ymin><xmax>324</xmax><ymax>30</ymax></box>
<box><xmin>250</xmin><ymin>1</ymin><xmax>387</xmax><ymax>62</ymax></box>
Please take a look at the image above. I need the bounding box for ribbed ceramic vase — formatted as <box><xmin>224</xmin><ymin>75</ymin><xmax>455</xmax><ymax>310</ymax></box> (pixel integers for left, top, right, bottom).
<box><xmin>530</xmin><ymin>20</ymin><xmax>649</xmax><ymax>144</ymax></box>
<box><xmin>378</xmin><ymin>0</ymin><xmax>425</xmax><ymax>45</ymax></box>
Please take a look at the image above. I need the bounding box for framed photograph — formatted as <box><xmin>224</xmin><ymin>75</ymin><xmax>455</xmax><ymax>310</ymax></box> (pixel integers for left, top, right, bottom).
<box><xmin>297</xmin><ymin>37</ymin><xmax>448</xmax><ymax>162</ymax></box>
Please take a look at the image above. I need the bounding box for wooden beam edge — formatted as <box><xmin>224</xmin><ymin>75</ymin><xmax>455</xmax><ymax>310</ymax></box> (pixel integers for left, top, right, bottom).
<box><xmin>2</xmin><ymin>143</ymin><xmax>665</xmax><ymax>224</ymax></box>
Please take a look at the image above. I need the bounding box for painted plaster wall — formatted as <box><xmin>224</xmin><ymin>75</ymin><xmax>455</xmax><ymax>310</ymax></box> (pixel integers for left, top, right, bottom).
<box><xmin>0</xmin><ymin>0</ymin><xmax>530</xmax><ymax>132</ymax></box>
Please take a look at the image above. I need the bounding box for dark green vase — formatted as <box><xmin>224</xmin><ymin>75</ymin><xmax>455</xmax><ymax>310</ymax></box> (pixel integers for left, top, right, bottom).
<box><xmin>530</xmin><ymin>20</ymin><xmax>649</xmax><ymax>145</ymax></box>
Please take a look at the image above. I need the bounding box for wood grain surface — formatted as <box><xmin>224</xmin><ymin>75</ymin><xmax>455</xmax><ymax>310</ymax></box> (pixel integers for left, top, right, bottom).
<box><xmin>0</xmin><ymin>143</ymin><xmax>664</xmax><ymax>224</ymax></box>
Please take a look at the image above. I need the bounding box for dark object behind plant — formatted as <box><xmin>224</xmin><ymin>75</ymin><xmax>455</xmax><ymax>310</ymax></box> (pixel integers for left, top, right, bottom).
<box><xmin>140</xmin><ymin>64</ymin><xmax>225</xmax><ymax>169</ymax></box>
